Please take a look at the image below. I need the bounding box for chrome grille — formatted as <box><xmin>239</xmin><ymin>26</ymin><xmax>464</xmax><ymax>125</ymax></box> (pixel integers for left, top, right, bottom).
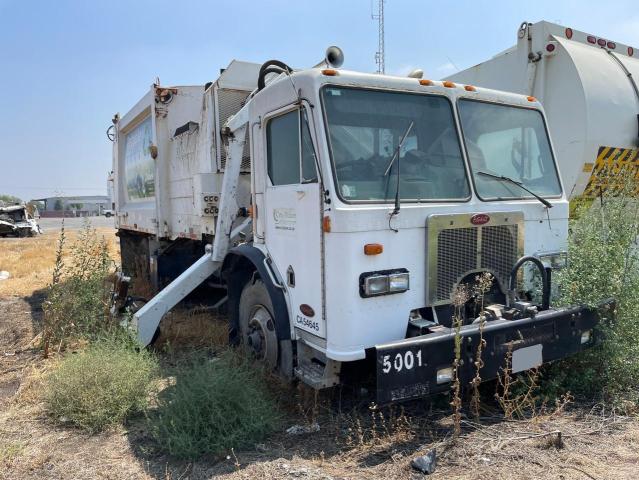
<box><xmin>437</xmin><ymin>228</ymin><xmax>478</xmax><ymax>301</ymax></box>
<box><xmin>481</xmin><ymin>225</ymin><xmax>519</xmax><ymax>292</ymax></box>
<box><xmin>427</xmin><ymin>212</ymin><xmax>524</xmax><ymax>305</ymax></box>
<box><xmin>218</xmin><ymin>88</ymin><xmax>251</xmax><ymax>172</ymax></box>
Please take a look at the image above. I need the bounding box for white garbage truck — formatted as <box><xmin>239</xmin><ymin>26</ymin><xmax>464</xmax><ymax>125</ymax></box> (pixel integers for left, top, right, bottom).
<box><xmin>110</xmin><ymin>48</ymin><xmax>610</xmax><ymax>403</ymax></box>
<box><xmin>447</xmin><ymin>21</ymin><xmax>639</xmax><ymax>199</ymax></box>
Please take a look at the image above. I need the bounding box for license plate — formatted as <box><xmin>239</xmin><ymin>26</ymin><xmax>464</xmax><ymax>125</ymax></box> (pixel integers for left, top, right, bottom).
<box><xmin>512</xmin><ymin>344</ymin><xmax>543</xmax><ymax>373</ymax></box>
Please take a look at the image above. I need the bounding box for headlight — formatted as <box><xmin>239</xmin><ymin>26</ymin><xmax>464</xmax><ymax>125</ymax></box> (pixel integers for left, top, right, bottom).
<box><xmin>360</xmin><ymin>269</ymin><xmax>410</xmax><ymax>297</ymax></box>
<box><xmin>363</xmin><ymin>275</ymin><xmax>389</xmax><ymax>296</ymax></box>
<box><xmin>537</xmin><ymin>251</ymin><xmax>568</xmax><ymax>269</ymax></box>
<box><xmin>389</xmin><ymin>272</ymin><xmax>410</xmax><ymax>292</ymax></box>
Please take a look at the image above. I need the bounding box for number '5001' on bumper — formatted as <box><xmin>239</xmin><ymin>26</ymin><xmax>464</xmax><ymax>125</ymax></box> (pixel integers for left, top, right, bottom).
<box><xmin>374</xmin><ymin>300</ymin><xmax>614</xmax><ymax>404</ymax></box>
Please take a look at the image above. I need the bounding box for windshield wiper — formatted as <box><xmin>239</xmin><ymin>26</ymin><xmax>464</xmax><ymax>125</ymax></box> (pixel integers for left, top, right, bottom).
<box><xmin>384</xmin><ymin>122</ymin><xmax>414</xmax><ymax>223</ymax></box>
<box><xmin>476</xmin><ymin>171</ymin><xmax>553</xmax><ymax>208</ymax></box>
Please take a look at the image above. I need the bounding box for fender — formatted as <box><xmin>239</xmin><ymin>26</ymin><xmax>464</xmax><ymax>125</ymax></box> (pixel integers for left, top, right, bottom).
<box><xmin>222</xmin><ymin>244</ymin><xmax>291</xmax><ymax>341</ymax></box>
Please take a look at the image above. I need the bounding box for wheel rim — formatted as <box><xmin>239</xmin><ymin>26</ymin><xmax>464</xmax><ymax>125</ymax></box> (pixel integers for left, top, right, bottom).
<box><xmin>244</xmin><ymin>305</ymin><xmax>278</xmax><ymax>368</ymax></box>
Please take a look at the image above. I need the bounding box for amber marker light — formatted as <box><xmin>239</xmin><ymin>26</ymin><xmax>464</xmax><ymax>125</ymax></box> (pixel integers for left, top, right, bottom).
<box><xmin>527</xmin><ymin>96</ymin><xmax>537</xmax><ymax>102</ymax></box>
<box><xmin>419</xmin><ymin>79</ymin><xmax>434</xmax><ymax>86</ymax></box>
<box><xmin>364</xmin><ymin>243</ymin><xmax>383</xmax><ymax>255</ymax></box>
<box><xmin>323</xmin><ymin>215</ymin><xmax>331</xmax><ymax>232</ymax></box>
<box><xmin>464</xmin><ymin>85</ymin><xmax>477</xmax><ymax>92</ymax></box>
<box><xmin>322</xmin><ymin>69</ymin><xmax>338</xmax><ymax>76</ymax></box>
<box><xmin>442</xmin><ymin>81</ymin><xmax>456</xmax><ymax>88</ymax></box>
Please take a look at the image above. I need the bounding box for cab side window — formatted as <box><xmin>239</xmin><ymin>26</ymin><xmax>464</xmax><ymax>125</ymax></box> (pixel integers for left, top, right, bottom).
<box><xmin>267</xmin><ymin>109</ymin><xmax>318</xmax><ymax>186</ymax></box>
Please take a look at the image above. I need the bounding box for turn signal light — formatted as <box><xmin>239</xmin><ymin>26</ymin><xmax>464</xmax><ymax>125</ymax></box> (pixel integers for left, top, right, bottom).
<box><xmin>442</xmin><ymin>81</ymin><xmax>456</xmax><ymax>88</ymax></box>
<box><xmin>322</xmin><ymin>69</ymin><xmax>338</xmax><ymax>76</ymax></box>
<box><xmin>419</xmin><ymin>79</ymin><xmax>434</xmax><ymax>86</ymax></box>
<box><xmin>323</xmin><ymin>215</ymin><xmax>331</xmax><ymax>232</ymax></box>
<box><xmin>364</xmin><ymin>243</ymin><xmax>383</xmax><ymax>255</ymax></box>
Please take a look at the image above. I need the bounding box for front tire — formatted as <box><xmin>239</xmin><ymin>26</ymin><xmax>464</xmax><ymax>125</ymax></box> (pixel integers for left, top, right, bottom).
<box><xmin>238</xmin><ymin>279</ymin><xmax>280</xmax><ymax>370</ymax></box>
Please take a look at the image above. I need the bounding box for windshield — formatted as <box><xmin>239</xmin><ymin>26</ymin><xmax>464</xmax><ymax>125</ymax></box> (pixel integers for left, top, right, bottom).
<box><xmin>322</xmin><ymin>87</ymin><xmax>470</xmax><ymax>202</ymax></box>
<box><xmin>457</xmin><ymin>100</ymin><xmax>562</xmax><ymax>200</ymax></box>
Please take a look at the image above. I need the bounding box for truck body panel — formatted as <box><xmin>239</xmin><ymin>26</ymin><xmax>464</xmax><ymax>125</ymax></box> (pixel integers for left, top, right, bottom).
<box><xmin>113</xmin><ymin>61</ymin><xmax>259</xmax><ymax>240</ymax></box>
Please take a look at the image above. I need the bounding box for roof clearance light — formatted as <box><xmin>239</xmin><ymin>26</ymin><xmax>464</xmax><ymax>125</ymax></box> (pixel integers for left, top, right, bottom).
<box><xmin>419</xmin><ymin>79</ymin><xmax>434</xmax><ymax>86</ymax></box>
<box><xmin>629</xmin><ymin>47</ymin><xmax>635</xmax><ymax>57</ymax></box>
<box><xmin>587</xmin><ymin>35</ymin><xmax>597</xmax><ymax>44</ymax></box>
<box><xmin>546</xmin><ymin>43</ymin><xmax>556</xmax><ymax>53</ymax></box>
<box><xmin>527</xmin><ymin>96</ymin><xmax>537</xmax><ymax>102</ymax></box>
<box><xmin>565</xmin><ymin>27</ymin><xmax>573</xmax><ymax>39</ymax></box>
<box><xmin>464</xmin><ymin>85</ymin><xmax>477</xmax><ymax>92</ymax></box>
<box><xmin>322</xmin><ymin>69</ymin><xmax>338</xmax><ymax>76</ymax></box>
<box><xmin>442</xmin><ymin>81</ymin><xmax>456</xmax><ymax>88</ymax></box>
<box><xmin>607</xmin><ymin>41</ymin><xmax>616</xmax><ymax>49</ymax></box>
<box><xmin>597</xmin><ymin>38</ymin><xmax>606</xmax><ymax>47</ymax></box>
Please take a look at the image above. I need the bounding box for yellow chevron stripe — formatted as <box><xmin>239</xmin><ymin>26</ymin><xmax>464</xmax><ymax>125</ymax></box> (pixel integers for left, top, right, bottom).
<box><xmin>596</xmin><ymin>146</ymin><xmax>611</xmax><ymax>162</ymax></box>
<box><xmin>583</xmin><ymin>146</ymin><xmax>639</xmax><ymax>198</ymax></box>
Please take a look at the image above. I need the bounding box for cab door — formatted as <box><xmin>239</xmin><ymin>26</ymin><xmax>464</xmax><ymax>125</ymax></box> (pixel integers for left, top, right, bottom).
<box><xmin>263</xmin><ymin>107</ymin><xmax>325</xmax><ymax>339</ymax></box>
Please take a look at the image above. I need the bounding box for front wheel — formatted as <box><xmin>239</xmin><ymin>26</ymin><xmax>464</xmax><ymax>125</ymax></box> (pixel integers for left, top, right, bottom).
<box><xmin>238</xmin><ymin>279</ymin><xmax>280</xmax><ymax>370</ymax></box>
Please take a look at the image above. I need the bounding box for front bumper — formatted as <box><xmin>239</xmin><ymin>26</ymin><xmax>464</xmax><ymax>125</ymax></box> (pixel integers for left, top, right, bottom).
<box><xmin>374</xmin><ymin>301</ymin><xmax>614</xmax><ymax>404</ymax></box>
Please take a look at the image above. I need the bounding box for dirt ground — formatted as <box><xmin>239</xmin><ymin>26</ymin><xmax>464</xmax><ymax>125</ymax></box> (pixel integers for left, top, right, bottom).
<box><xmin>1</xmin><ymin>229</ymin><xmax>639</xmax><ymax>479</ymax></box>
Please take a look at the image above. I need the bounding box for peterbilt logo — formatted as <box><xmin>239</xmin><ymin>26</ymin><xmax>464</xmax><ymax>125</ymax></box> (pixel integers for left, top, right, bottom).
<box><xmin>470</xmin><ymin>213</ymin><xmax>490</xmax><ymax>225</ymax></box>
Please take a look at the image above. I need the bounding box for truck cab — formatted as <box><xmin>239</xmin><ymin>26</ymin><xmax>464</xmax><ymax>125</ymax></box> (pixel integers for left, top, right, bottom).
<box><xmin>116</xmin><ymin>53</ymin><xmax>609</xmax><ymax>403</ymax></box>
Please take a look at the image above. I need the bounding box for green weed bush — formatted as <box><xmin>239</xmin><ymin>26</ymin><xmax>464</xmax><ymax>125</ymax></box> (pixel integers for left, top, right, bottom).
<box><xmin>147</xmin><ymin>351</ymin><xmax>280</xmax><ymax>459</ymax></box>
<box><xmin>45</xmin><ymin>339</ymin><xmax>159</xmax><ymax>432</ymax></box>
<box><xmin>42</xmin><ymin>222</ymin><xmax>115</xmax><ymax>353</ymax></box>
<box><xmin>553</xmin><ymin>191</ymin><xmax>639</xmax><ymax>405</ymax></box>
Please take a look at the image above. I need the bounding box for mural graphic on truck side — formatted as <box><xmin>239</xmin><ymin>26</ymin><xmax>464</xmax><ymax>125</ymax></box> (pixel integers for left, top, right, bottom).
<box><xmin>124</xmin><ymin>116</ymin><xmax>155</xmax><ymax>200</ymax></box>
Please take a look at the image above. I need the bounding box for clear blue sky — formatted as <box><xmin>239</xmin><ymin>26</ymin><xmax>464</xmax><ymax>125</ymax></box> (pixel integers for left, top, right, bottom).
<box><xmin>1</xmin><ymin>0</ymin><xmax>638</xmax><ymax>201</ymax></box>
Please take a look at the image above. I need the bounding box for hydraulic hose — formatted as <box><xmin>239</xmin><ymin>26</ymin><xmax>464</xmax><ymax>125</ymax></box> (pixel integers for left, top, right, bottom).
<box><xmin>508</xmin><ymin>255</ymin><xmax>550</xmax><ymax>311</ymax></box>
<box><xmin>257</xmin><ymin>60</ymin><xmax>293</xmax><ymax>91</ymax></box>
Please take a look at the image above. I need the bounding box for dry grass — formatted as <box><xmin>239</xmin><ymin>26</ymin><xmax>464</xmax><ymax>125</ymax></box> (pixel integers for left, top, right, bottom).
<box><xmin>155</xmin><ymin>308</ymin><xmax>229</xmax><ymax>349</ymax></box>
<box><xmin>0</xmin><ymin>228</ymin><xmax>118</xmax><ymax>298</ymax></box>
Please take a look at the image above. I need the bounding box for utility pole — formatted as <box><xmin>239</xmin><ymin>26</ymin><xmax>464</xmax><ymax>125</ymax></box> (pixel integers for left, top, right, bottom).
<box><xmin>372</xmin><ymin>0</ymin><xmax>385</xmax><ymax>74</ymax></box>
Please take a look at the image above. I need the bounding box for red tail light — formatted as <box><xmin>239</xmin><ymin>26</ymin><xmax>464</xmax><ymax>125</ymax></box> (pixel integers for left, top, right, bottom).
<box><xmin>629</xmin><ymin>47</ymin><xmax>635</xmax><ymax>57</ymax></box>
<box><xmin>565</xmin><ymin>28</ymin><xmax>573</xmax><ymax>39</ymax></box>
<box><xmin>587</xmin><ymin>35</ymin><xmax>597</xmax><ymax>44</ymax></box>
<box><xmin>597</xmin><ymin>38</ymin><xmax>606</xmax><ymax>47</ymax></box>
<box><xmin>546</xmin><ymin>43</ymin><xmax>556</xmax><ymax>53</ymax></box>
<box><xmin>607</xmin><ymin>41</ymin><xmax>616</xmax><ymax>49</ymax></box>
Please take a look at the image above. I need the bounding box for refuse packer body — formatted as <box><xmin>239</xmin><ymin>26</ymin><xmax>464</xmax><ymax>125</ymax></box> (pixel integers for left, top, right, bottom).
<box><xmin>447</xmin><ymin>21</ymin><xmax>639</xmax><ymax>199</ymax></box>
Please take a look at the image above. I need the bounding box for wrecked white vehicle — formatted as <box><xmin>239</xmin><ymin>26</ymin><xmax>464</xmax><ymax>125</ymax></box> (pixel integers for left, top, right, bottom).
<box><xmin>0</xmin><ymin>205</ymin><xmax>41</xmax><ymax>237</ymax></box>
